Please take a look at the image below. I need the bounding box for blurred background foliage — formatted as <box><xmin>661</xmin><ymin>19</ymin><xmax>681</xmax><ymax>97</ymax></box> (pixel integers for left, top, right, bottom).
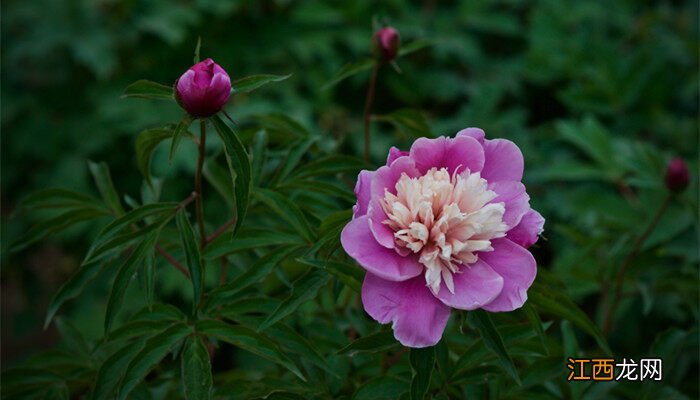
<box><xmin>1</xmin><ymin>0</ymin><xmax>698</xmax><ymax>398</ymax></box>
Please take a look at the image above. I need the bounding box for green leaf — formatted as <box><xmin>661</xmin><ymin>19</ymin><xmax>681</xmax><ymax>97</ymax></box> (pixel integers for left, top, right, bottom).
<box><xmin>108</xmin><ymin>319</ymin><xmax>176</xmax><ymax>342</ymax></box>
<box><xmin>469</xmin><ymin>310</ymin><xmax>520</xmax><ymax>385</ymax></box>
<box><xmin>398</xmin><ymin>39</ymin><xmax>432</xmax><ymax>57</ymax></box>
<box><xmin>410</xmin><ymin>346</ymin><xmax>435</xmax><ymax>400</ymax></box>
<box><xmin>353</xmin><ymin>376</ymin><xmax>407</xmax><ymax>400</ymax></box>
<box><xmin>289</xmin><ymin>155</ymin><xmax>365</xmax><ymax>180</ymax></box>
<box><xmin>139</xmin><ymin>247</ymin><xmax>156</xmax><ymax>308</ymax></box>
<box><xmin>176</xmin><ymin>209</ymin><xmax>204</xmax><ymax>312</ymax></box>
<box><xmin>203</xmin><ymin>158</ymin><xmax>235</xmax><ymax>208</ymax></box>
<box><xmin>374</xmin><ymin>108</ymin><xmax>432</xmax><ymax>138</ymax></box>
<box><xmin>338</xmin><ymin>330</ymin><xmax>398</xmax><ymax>355</ymax></box>
<box><xmin>323</xmin><ymin>59</ymin><xmax>374</xmax><ymax>89</ymax></box>
<box><xmin>181</xmin><ymin>335</ymin><xmax>213</xmax><ymax>400</ymax></box>
<box><xmin>211</xmin><ymin>115</ymin><xmax>252</xmax><ymax>235</ymax></box>
<box><xmin>232</xmin><ymin>74</ymin><xmax>292</xmax><ymax>94</ymax></box>
<box><xmin>122</xmin><ymin>80</ymin><xmax>174</xmax><ymax>100</ymax></box>
<box><xmin>262</xmin><ymin>322</ymin><xmax>339</xmax><ymax>378</ymax></box>
<box><xmin>529</xmin><ymin>281</ymin><xmax>612</xmax><ymax>355</ymax></box>
<box><xmin>135</xmin><ymin>128</ymin><xmax>174</xmax><ymax>185</ymax></box>
<box><xmin>203</xmin><ymin>229</ymin><xmax>305</xmax><ymax>259</ymax></box>
<box><xmin>270</xmin><ymin>137</ymin><xmax>318</xmax><ymax>186</ymax></box>
<box><xmin>11</xmin><ymin>208</ymin><xmax>110</xmax><ymax>252</ymax></box>
<box><xmin>204</xmin><ymin>246</ymin><xmax>302</xmax><ymax>311</ymax></box>
<box><xmin>297</xmin><ymin>258</ymin><xmax>363</xmax><ymax>293</ymax></box>
<box><xmin>18</xmin><ymin>188</ymin><xmax>105</xmax><ymax>212</ymax></box>
<box><xmin>44</xmin><ymin>260</ymin><xmax>112</xmax><ymax>329</ymax></box>
<box><xmin>88</xmin><ymin>161</ymin><xmax>124</xmax><ymax>215</ymax></box>
<box><xmin>169</xmin><ymin>115</ymin><xmax>193</xmax><ymax>161</ymax></box>
<box><xmin>522</xmin><ymin>303</ymin><xmax>549</xmax><ymax>355</ymax></box>
<box><xmin>254</xmin><ymin>189</ymin><xmax>315</xmax><ymax>243</ymax></box>
<box><xmin>250</xmin><ymin>130</ymin><xmax>268</xmax><ymax>187</ymax></box>
<box><xmin>195</xmin><ymin>319</ymin><xmax>304</xmax><ymax>381</ymax></box>
<box><xmin>258</xmin><ymin>269</ymin><xmax>330</xmax><ymax>331</ymax></box>
<box><xmin>118</xmin><ymin>323</ymin><xmax>191</xmax><ymax>400</ymax></box>
<box><xmin>193</xmin><ymin>37</ymin><xmax>201</xmax><ymax>64</ymax></box>
<box><xmin>83</xmin><ymin>202</ymin><xmax>177</xmax><ymax>265</ymax></box>
<box><xmin>104</xmin><ymin>231</ymin><xmax>160</xmax><ymax>333</ymax></box>
<box><xmin>91</xmin><ymin>341</ymin><xmax>146</xmax><ymax>400</ymax></box>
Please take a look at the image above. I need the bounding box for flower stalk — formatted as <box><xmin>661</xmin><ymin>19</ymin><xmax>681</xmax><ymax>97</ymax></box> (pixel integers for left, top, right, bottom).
<box><xmin>195</xmin><ymin>120</ymin><xmax>207</xmax><ymax>248</ymax></box>
<box><xmin>363</xmin><ymin>62</ymin><xmax>379</xmax><ymax>162</ymax></box>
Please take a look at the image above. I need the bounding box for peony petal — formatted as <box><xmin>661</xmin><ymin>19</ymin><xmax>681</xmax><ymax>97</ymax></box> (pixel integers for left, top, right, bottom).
<box><xmin>479</xmin><ymin>238</ymin><xmax>537</xmax><ymax>312</ymax></box>
<box><xmin>507</xmin><ymin>209</ymin><xmax>545</xmax><ymax>248</ymax></box>
<box><xmin>480</xmin><ymin>139</ymin><xmax>524</xmax><ymax>182</ymax></box>
<box><xmin>341</xmin><ymin>216</ymin><xmax>422</xmax><ymax>281</ymax></box>
<box><xmin>352</xmin><ymin>170</ymin><xmax>374</xmax><ymax>218</ymax></box>
<box><xmin>409</xmin><ymin>136</ymin><xmax>485</xmax><ymax>174</ymax></box>
<box><xmin>386</xmin><ymin>147</ymin><xmax>409</xmax><ymax>166</ymax></box>
<box><xmin>456</xmin><ymin>127</ymin><xmax>485</xmax><ymax>144</ymax></box>
<box><xmin>371</xmin><ymin>156</ymin><xmax>420</xmax><ymax>198</ymax></box>
<box><xmin>489</xmin><ymin>181</ymin><xmax>530</xmax><ymax>229</ymax></box>
<box><xmin>362</xmin><ymin>273</ymin><xmax>451</xmax><ymax>348</ymax></box>
<box><xmin>368</xmin><ymin>201</ymin><xmax>396</xmax><ymax>248</ymax></box>
<box><xmin>435</xmin><ymin>260</ymin><xmax>504</xmax><ymax>310</ymax></box>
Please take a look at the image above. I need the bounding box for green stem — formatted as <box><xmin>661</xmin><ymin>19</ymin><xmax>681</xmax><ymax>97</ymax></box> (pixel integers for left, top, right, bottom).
<box><xmin>195</xmin><ymin>120</ymin><xmax>207</xmax><ymax>248</ymax></box>
<box><xmin>602</xmin><ymin>194</ymin><xmax>672</xmax><ymax>334</ymax></box>
<box><xmin>363</xmin><ymin>62</ymin><xmax>379</xmax><ymax>162</ymax></box>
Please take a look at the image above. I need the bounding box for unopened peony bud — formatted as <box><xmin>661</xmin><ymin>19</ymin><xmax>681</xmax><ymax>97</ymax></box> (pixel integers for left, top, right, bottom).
<box><xmin>175</xmin><ymin>58</ymin><xmax>231</xmax><ymax>118</ymax></box>
<box><xmin>372</xmin><ymin>27</ymin><xmax>400</xmax><ymax>62</ymax></box>
<box><xmin>665</xmin><ymin>158</ymin><xmax>690</xmax><ymax>193</ymax></box>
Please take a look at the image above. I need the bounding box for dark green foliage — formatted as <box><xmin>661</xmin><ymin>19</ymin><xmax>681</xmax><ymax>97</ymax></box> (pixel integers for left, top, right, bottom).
<box><xmin>2</xmin><ymin>0</ymin><xmax>697</xmax><ymax>399</ymax></box>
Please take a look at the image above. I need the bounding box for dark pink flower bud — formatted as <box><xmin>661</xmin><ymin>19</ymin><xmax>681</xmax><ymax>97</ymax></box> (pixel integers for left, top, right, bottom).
<box><xmin>665</xmin><ymin>158</ymin><xmax>689</xmax><ymax>193</ymax></box>
<box><xmin>175</xmin><ymin>58</ymin><xmax>231</xmax><ymax>118</ymax></box>
<box><xmin>372</xmin><ymin>27</ymin><xmax>400</xmax><ymax>62</ymax></box>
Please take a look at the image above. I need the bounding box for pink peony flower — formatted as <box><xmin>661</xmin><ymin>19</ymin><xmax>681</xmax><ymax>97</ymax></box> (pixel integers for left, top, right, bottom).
<box><xmin>175</xmin><ymin>58</ymin><xmax>231</xmax><ymax>118</ymax></box>
<box><xmin>664</xmin><ymin>157</ymin><xmax>689</xmax><ymax>193</ymax></box>
<box><xmin>372</xmin><ymin>27</ymin><xmax>401</xmax><ymax>62</ymax></box>
<box><xmin>341</xmin><ymin>128</ymin><xmax>544</xmax><ymax>348</ymax></box>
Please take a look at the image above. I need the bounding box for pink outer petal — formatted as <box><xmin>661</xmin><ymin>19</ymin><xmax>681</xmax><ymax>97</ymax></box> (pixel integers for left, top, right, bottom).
<box><xmin>456</xmin><ymin>127</ymin><xmax>485</xmax><ymax>143</ymax></box>
<box><xmin>409</xmin><ymin>136</ymin><xmax>485</xmax><ymax>175</ymax></box>
<box><xmin>479</xmin><ymin>238</ymin><xmax>537</xmax><ymax>312</ymax></box>
<box><xmin>352</xmin><ymin>170</ymin><xmax>374</xmax><ymax>218</ymax></box>
<box><xmin>362</xmin><ymin>273</ymin><xmax>451</xmax><ymax>348</ymax></box>
<box><xmin>434</xmin><ymin>260</ymin><xmax>504</xmax><ymax>310</ymax></box>
<box><xmin>368</xmin><ymin>201</ymin><xmax>396</xmax><ymax>248</ymax></box>
<box><xmin>386</xmin><ymin>147</ymin><xmax>409</xmax><ymax>166</ymax></box>
<box><xmin>507</xmin><ymin>209</ymin><xmax>545</xmax><ymax>248</ymax></box>
<box><xmin>480</xmin><ymin>139</ymin><xmax>524</xmax><ymax>182</ymax></box>
<box><xmin>371</xmin><ymin>156</ymin><xmax>420</xmax><ymax>198</ymax></box>
<box><xmin>341</xmin><ymin>216</ymin><xmax>422</xmax><ymax>281</ymax></box>
<box><xmin>489</xmin><ymin>181</ymin><xmax>530</xmax><ymax>229</ymax></box>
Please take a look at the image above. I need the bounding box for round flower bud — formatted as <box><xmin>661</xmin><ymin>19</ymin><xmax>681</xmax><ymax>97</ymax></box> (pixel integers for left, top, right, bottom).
<box><xmin>372</xmin><ymin>27</ymin><xmax>401</xmax><ymax>62</ymax></box>
<box><xmin>175</xmin><ymin>58</ymin><xmax>231</xmax><ymax>118</ymax></box>
<box><xmin>665</xmin><ymin>157</ymin><xmax>689</xmax><ymax>193</ymax></box>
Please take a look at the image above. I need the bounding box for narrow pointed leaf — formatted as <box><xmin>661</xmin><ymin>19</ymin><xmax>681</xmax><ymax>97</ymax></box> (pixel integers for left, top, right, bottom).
<box><xmin>118</xmin><ymin>323</ymin><xmax>191</xmax><ymax>400</ymax></box>
<box><xmin>176</xmin><ymin>209</ymin><xmax>204</xmax><ymax>312</ymax></box>
<box><xmin>122</xmin><ymin>80</ymin><xmax>174</xmax><ymax>100</ymax></box>
<box><xmin>204</xmin><ymin>246</ymin><xmax>301</xmax><ymax>311</ymax></box>
<box><xmin>169</xmin><ymin>116</ymin><xmax>193</xmax><ymax>161</ymax></box>
<box><xmin>258</xmin><ymin>269</ymin><xmax>330</xmax><ymax>331</ymax></box>
<box><xmin>338</xmin><ymin>331</ymin><xmax>398</xmax><ymax>355</ymax></box>
<box><xmin>44</xmin><ymin>259</ymin><xmax>114</xmax><ymax>329</ymax></box>
<box><xmin>88</xmin><ymin>161</ymin><xmax>124</xmax><ymax>215</ymax></box>
<box><xmin>211</xmin><ymin>115</ymin><xmax>251</xmax><ymax>234</ymax></box>
<box><xmin>91</xmin><ymin>341</ymin><xmax>146</xmax><ymax>400</ymax></box>
<box><xmin>136</xmin><ymin>128</ymin><xmax>174</xmax><ymax>185</ymax></box>
<box><xmin>181</xmin><ymin>335</ymin><xmax>212</xmax><ymax>400</ymax></box>
<box><xmin>323</xmin><ymin>59</ymin><xmax>374</xmax><ymax>89</ymax></box>
<box><xmin>195</xmin><ymin>319</ymin><xmax>304</xmax><ymax>381</ymax></box>
<box><xmin>232</xmin><ymin>74</ymin><xmax>291</xmax><ymax>94</ymax></box>
<box><xmin>254</xmin><ymin>189</ymin><xmax>315</xmax><ymax>243</ymax></box>
<box><xmin>104</xmin><ymin>231</ymin><xmax>160</xmax><ymax>333</ymax></box>
<box><xmin>469</xmin><ymin>310</ymin><xmax>520</xmax><ymax>385</ymax></box>
<box><xmin>410</xmin><ymin>346</ymin><xmax>435</xmax><ymax>400</ymax></box>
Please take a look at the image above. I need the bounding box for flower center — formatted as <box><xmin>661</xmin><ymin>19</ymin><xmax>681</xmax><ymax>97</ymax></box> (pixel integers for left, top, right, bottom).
<box><xmin>380</xmin><ymin>167</ymin><xmax>507</xmax><ymax>295</ymax></box>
